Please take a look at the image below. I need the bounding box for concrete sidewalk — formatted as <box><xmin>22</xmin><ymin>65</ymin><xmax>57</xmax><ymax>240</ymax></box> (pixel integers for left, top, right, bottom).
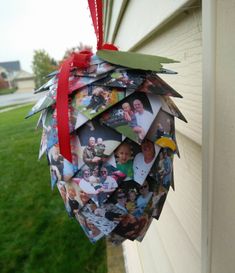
<box><xmin>107</xmin><ymin>241</ymin><xmax>126</xmax><ymax>273</ymax></box>
<box><xmin>0</xmin><ymin>91</ymin><xmax>43</xmax><ymax>107</ymax></box>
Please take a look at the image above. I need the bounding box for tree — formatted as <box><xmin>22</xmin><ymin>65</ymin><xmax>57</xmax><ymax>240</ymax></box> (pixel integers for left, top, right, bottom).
<box><xmin>32</xmin><ymin>49</ymin><xmax>58</xmax><ymax>88</ymax></box>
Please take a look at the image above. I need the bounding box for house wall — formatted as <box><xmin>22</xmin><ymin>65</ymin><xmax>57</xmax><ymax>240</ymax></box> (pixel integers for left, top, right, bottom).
<box><xmin>16</xmin><ymin>79</ymin><xmax>35</xmax><ymax>92</ymax></box>
<box><xmin>202</xmin><ymin>1</ymin><xmax>235</xmax><ymax>273</ymax></box>
<box><xmin>104</xmin><ymin>1</ymin><xmax>202</xmax><ymax>273</ymax></box>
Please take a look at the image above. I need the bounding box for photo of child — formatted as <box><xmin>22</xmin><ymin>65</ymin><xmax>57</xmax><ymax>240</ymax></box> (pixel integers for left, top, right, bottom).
<box><xmin>77</xmin><ymin>120</ymin><xmax>122</xmax><ymax>163</ymax></box>
<box><xmin>126</xmin><ymin>189</ymin><xmax>137</xmax><ymax>214</ymax></box>
<box><xmin>149</xmin><ymin>148</ymin><xmax>174</xmax><ymax>190</ymax></box>
<box><xmin>147</xmin><ymin>109</ymin><xmax>175</xmax><ymax>143</ymax></box>
<box><xmin>72</xmin><ymin>85</ymin><xmax>126</xmax><ymax>119</ymax></box>
<box><xmin>101</xmin><ymin>92</ymin><xmax>162</xmax><ymax>144</ymax></box>
<box><xmin>73</xmin><ymin>162</ymin><xmax>126</xmax><ymax>206</ymax></box>
<box><xmin>115</xmin><ymin>142</ymin><xmax>134</xmax><ymax>179</ymax></box>
<box><xmin>114</xmin><ymin>138</ymin><xmax>160</xmax><ymax>184</ymax></box>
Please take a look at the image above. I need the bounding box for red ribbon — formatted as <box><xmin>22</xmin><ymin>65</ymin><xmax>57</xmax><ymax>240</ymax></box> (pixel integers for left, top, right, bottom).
<box><xmin>88</xmin><ymin>0</ymin><xmax>103</xmax><ymax>49</ymax></box>
<box><xmin>56</xmin><ymin>1</ymin><xmax>118</xmax><ymax>162</ymax></box>
<box><xmin>56</xmin><ymin>52</ymin><xmax>92</xmax><ymax>162</ymax></box>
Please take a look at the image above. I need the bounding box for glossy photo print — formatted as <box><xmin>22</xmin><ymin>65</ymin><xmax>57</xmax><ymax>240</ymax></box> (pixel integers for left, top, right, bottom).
<box><xmin>73</xmin><ymin>162</ymin><xmax>126</xmax><ymax>206</ymax></box>
<box><xmin>95</xmin><ymin>68</ymin><xmax>144</xmax><ymax>89</ymax></box>
<box><xmin>109</xmin><ymin>180</ymin><xmax>154</xmax><ymax>241</ymax></box>
<box><xmin>76</xmin><ymin>120</ymin><xmax>123</xmax><ymax>164</ymax></box>
<box><xmin>113</xmin><ymin>138</ymin><xmax>160</xmax><ymax>185</ymax></box>
<box><xmin>75</xmin><ymin>61</ymin><xmax>116</xmax><ymax>77</ymax></box>
<box><xmin>57</xmin><ymin>180</ymin><xmax>90</xmax><ymax>217</ymax></box>
<box><xmin>80</xmin><ymin>201</ymin><xmax>127</xmax><ymax>236</ymax></box>
<box><xmin>149</xmin><ymin>148</ymin><xmax>174</xmax><ymax>191</ymax></box>
<box><xmin>147</xmin><ymin>109</ymin><xmax>177</xmax><ymax>152</ymax></box>
<box><xmin>76</xmin><ymin>212</ymin><xmax>104</xmax><ymax>243</ymax></box>
<box><xmin>137</xmin><ymin>74</ymin><xmax>183</xmax><ymax>98</ymax></box>
<box><xmin>160</xmin><ymin>96</ymin><xmax>187</xmax><ymax>123</ymax></box>
<box><xmin>101</xmin><ymin>92</ymin><xmax>162</xmax><ymax>144</ymax></box>
<box><xmin>47</xmin><ymin>135</ymin><xmax>82</xmax><ymax>187</ymax></box>
<box><xmin>72</xmin><ymin>85</ymin><xmax>126</xmax><ymax>119</ymax></box>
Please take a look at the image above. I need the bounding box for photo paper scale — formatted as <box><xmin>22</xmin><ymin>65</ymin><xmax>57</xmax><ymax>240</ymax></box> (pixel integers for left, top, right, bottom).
<box><xmin>47</xmin><ymin>135</ymin><xmax>82</xmax><ymax>188</ymax></box>
<box><xmin>95</xmin><ymin>68</ymin><xmax>144</xmax><ymax>89</ymax></box>
<box><xmin>73</xmin><ymin>162</ymin><xmax>126</xmax><ymax>207</ymax></box>
<box><xmin>113</xmin><ymin>138</ymin><xmax>160</xmax><ymax>185</ymax></box>
<box><xmin>137</xmin><ymin>74</ymin><xmax>183</xmax><ymax>98</ymax></box>
<box><xmin>101</xmin><ymin>92</ymin><xmax>162</xmax><ymax>144</ymax></box>
<box><xmin>76</xmin><ymin>120</ymin><xmax>123</xmax><ymax>162</ymax></box>
<box><xmin>72</xmin><ymin>85</ymin><xmax>126</xmax><ymax>120</ymax></box>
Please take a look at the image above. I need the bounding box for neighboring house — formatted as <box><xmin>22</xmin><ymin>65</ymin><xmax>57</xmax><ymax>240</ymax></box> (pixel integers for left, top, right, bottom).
<box><xmin>104</xmin><ymin>1</ymin><xmax>235</xmax><ymax>273</ymax></box>
<box><xmin>14</xmin><ymin>70</ymin><xmax>35</xmax><ymax>92</ymax></box>
<box><xmin>0</xmin><ymin>61</ymin><xmax>35</xmax><ymax>92</ymax></box>
<box><xmin>0</xmin><ymin>66</ymin><xmax>10</xmax><ymax>88</ymax></box>
<box><xmin>0</xmin><ymin>61</ymin><xmax>21</xmax><ymax>83</ymax></box>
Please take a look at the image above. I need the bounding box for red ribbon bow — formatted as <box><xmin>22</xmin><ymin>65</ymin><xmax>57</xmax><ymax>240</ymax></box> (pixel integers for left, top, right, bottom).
<box><xmin>56</xmin><ymin>51</ymin><xmax>92</xmax><ymax>162</ymax></box>
<box><xmin>56</xmin><ymin>0</ymin><xmax>118</xmax><ymax>162</ymax></box>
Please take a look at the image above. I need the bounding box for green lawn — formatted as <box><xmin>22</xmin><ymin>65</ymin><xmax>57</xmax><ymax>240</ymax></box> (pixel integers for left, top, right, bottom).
<box><xmin>0</xmin><ymin>105</ymin><xmax>107</xmax><ymax>273</ymax></box>
<box><xmin>116</xmin><ymin>124</ymin><xmax>139</xmax><ymax>143</ymax></box>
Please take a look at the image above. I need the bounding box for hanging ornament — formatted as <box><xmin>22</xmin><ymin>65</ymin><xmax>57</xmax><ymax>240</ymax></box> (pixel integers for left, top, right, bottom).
<box><xmin>27</xmin><ymin>0</ymin><xmax>187</xmax><ymax>244</ymax></box>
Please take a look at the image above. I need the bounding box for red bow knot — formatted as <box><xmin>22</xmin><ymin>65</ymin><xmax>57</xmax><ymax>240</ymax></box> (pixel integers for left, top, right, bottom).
<box><xmin>72</xmin><ymin>51</ymin><xmax>93</xmax><ymax>68</ymax></box>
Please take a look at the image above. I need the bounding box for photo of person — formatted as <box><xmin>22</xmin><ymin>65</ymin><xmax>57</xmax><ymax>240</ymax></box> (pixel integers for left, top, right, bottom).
<box><xmin>75</xmin><ymin>62</ymin><xmax>115</xmax><ymax>77</ymax></box>
<box><xmin>113</xmin><ymin>138</ymin><xmax>160</xmax><ymax>184</ymax></box>
<box><xmin>48</xmin><ymin>144</ymin><xmax>64</xmax><ymax>186</ymax></box>
<box><xmin>67</xmin><ymin>187</ymin><xmax>80</xmax><ymax>217</ymax></box>
<box><xmin>72</xmin><ymin>85</ymin><xmax>126</xmax><ymax>119</ymax></box>
<box><xmin>76</xmin><ymin>120</ymin><xmax>123</xmax><ymax>162</ymax></box>
<box><xmin>137</xmin><ymin>74</ymin><xmax>183</xmax><ymax>98</ymax></box>
<box><xmin>147</xmin><ymin>109</ymin><xmax>175</xmax><ymax>143</ymax></box>
<box><xmin>73</xmin><ymin>162</ymin><xmax>126</xmax><ymax>206</ymax></box>
<box><xmin>133</xmin><ymin>139</ymin><xmax>160</xmax><ymax>184</ymax></box>
<box><xmin>75</xmin><ymin>179</ymin><xmax>155</xmax><ymax>241</ymax></box>
<box><xmin>149</xmin><ymin>148</ymin><xmax>174</xmax><ymax>190</ymax></box>
<box><xmin>56</xmin><ymin>179</ymin><xmax>91</xmax><ymax>218</ymax></box>
<box><xmin>96</xmin><ymin>68</ymin><xmax>143</xmax><ymax>89</ymax></box>
<box><xmin>107</xmin><ymin>180</ymin><xmax>154</xmax><ymax>218</ymax></box>
<box><xmin>76</xmin><ymin>213</ymin><xmax>104</xmax><ymax>243</ymax></box>
<box><xmin>114</xmin><ymin>142</ymin><xmax>134</xmax><ymax>180</ymax></box>
<box><xmin>160</xmin><ymin>95</ymin><xmax>187</xmax><ymax>123</ymax></box>
<box><xmin>27</xmin><ymin>72</ymin><xmax>106</xmax><ymax>118</ymax></box>
<box><xmin>57</xmin><ymin>181</ymin><xmax>71</xmax><ymax>215</ymax></box>
<box><xmin>101</xmin><ymin>92</ymin><xmax>162</xmax><ymax>144</ymax></box>
<box><xmin>151</xmin><ymin>185</ymin><xmax>168</xmax><ymax>220</ymax></box>
<box><xmin>47</xmin><ymin>134</ymin><xmax>82</xmax><ymax>187</ymax></box>
<box><xmin>68</xmin><ymin>72</ymin><xmax>106</xmax><ymax>95</ymax></box>
<box><xmin>136</xmin><ymin>179</ymin><xmax>153</xmax><ymax>207</ymax></box>
<box><xmin>80</xmin><ymin>201</ymin><xmax>126</xmax><ymax>235</ymax></box>
<box><xmin>113</xmin><ymin>213</ymin><xmax>149</xmax><ymax>241</ymax></box>
<box><xmin>39</xmin><ymin>102</ymin><xmax>83</xmax><ymax>153</ymax></box>
<box><xmin>126</xmin><ymin>189</ymin><xmax>137</xmax><ymax>214</ymax></box>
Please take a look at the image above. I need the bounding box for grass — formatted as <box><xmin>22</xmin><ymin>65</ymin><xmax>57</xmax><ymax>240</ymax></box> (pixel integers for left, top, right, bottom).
<box><xmin>0</xmin><ymin>103</ymin><xmax>30</xmax><ymax>111</ymax></box>
<box><xmin>116</xmin><ymin>124</ymin><xmax>139</xmax><ymax>143</ymax></box>
<box><xmin>0</xmin><ymin>87</ymin><xmax>17</xmax><ymax>95</ymax></box>
<box><xmin>0</xmin><ymin>105</ymin><xmax>107</xmax><ymax>273</ymax></box>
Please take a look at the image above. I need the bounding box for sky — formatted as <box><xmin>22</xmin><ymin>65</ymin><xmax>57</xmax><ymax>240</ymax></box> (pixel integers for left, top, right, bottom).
<box><xmin>0</xmin><ymin>0</ymin><xmax>97</xmax><ymax>72</ymax></box>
